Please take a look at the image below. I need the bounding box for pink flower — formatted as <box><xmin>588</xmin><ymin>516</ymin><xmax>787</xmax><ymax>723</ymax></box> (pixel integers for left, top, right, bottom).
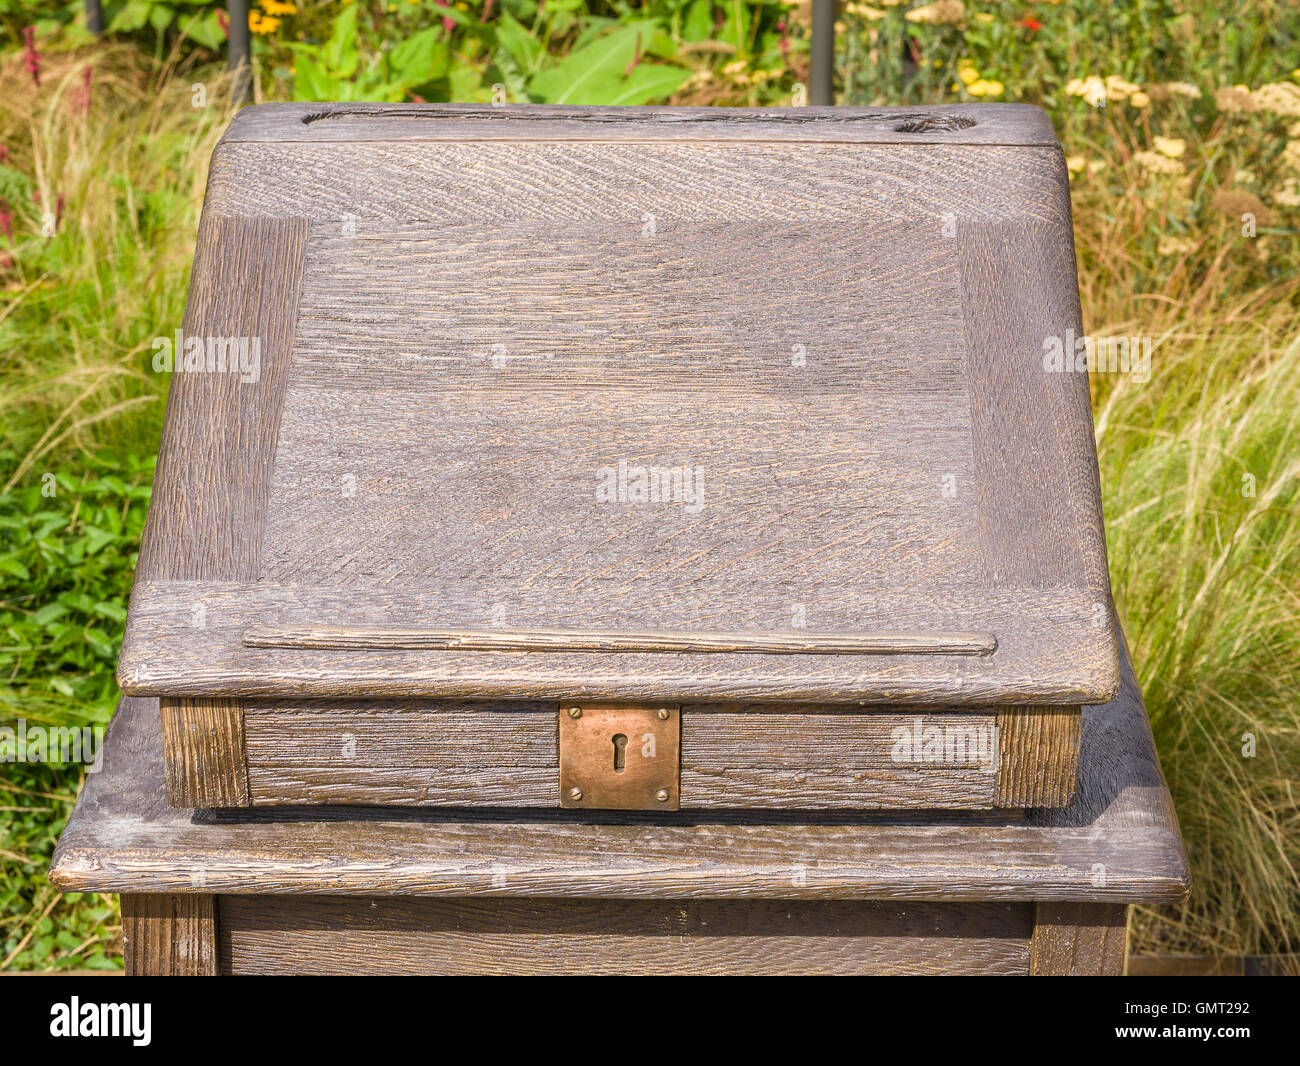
<box><xmin>22</xmin><ymin>27</ymin><xmax>41</xmax><ymax>88</ymax></box>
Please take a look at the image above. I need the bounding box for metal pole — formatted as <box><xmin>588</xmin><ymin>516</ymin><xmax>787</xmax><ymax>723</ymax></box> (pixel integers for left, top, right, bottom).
<box><xmin>85</xmin><ymin>0</ymin><xmax>103</xmax><ymax>35</ymax></box>
<box><xmin>228</xmin><ymin>0</ymin><xmax>251</xmax><ymax>102</ymax></box>
<box><xmin>810</xmin><ymin>0</ymin><xmax>835</xmax><ymax>106</ymax></box>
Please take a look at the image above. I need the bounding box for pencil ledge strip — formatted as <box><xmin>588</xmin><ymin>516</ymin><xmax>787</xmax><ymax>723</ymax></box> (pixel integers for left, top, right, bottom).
<box><xmin>241</xmin><ymin>627</ymin><xmax>999</xmax><ymax>656</ymax></box>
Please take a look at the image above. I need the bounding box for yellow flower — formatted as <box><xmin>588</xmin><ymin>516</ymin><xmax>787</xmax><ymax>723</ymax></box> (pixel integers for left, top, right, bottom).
<box><xmin>956</xmin><ymin>60</ymin><xmax>980</xmax><ymax>86</ymax></box>
<box><xmin>1065</xmin><ymin>155</ymin><xmax>1085</xmax><ymax>175</ymax></box>
<box><xmin>905</xmin><ymin>1</ymin><xmax>965</xmax><ymax>26</ymax></box>
<box><xmin>1105</xmin><ymin>74</ymin><xmax>1140</xmax><ymax>101</ymax></box>
<box><xmin>260</xmin><ymin>0</ymin><xmax>297</xmax><ymax>15</ymax></box>
<box><xmin>845</xmin><ymin>2</ymin><xmax>888</xmax><ymax>18</ymax></box>
<box><xmin>248</xmin><ymin>10</ymin><xmax>280</xmax><ymax>33</ymax></box>
<box><xmin>967</xmin><ymin>78</ymin><xmax>1003</xmax><ymax>97</ymax></box>
<box><xmin>974</xmin><ymin>11</ymin><xmax>993</xmax><ymax>21</ymax></box>
<box><xmin>1153</xmin><ymin>136</ymin><xmax>1185</xmax><ymax>159</ymax></box>
<box><xmin>1133</xmin><ymin>150</ymin><xmax>1184</xmax><ymax>176</ymax></box>
<box><xmin>1067</xmin><ymin>75</ymin><xmax>1108</xmax><ymax>107</ymax></box>
<box><xmin>1129</xmin><ymin>90</ymin><xmax>1150</xmax><ymax>109</ymax></box>
<box><xmin>1215</xmin><ymin>86</ymin><xmax>1257</xmax><ymax>113</ymax></box>
<box><xmin>1252</xmin><ymin>82</ymin><xmax>1300</xmax><ymax>118</ymax></box>
<box><xmin>1157</xmin><ymin>236</ymin><xmax>1196</xmax><ymax>256</ymax></box>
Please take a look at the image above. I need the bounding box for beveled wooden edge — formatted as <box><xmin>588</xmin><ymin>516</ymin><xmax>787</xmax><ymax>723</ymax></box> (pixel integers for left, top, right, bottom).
<box><xmin>218</xmin><ymin>102</ymin><xmax>1061</xmax><ymax>147</ymax></box>
<box><xmin>118</xmin><ymin>580</ymin><xmax>1121</xmax><ymax>705</ymax></box>
<box><xmin>1029</xmin><ymin>902</ymin><xmax>1129</xmax><ymax>976</ymax></box>
<box><xmin>121</xmin><ymin>893</ymin><xmax>218</xmax><ymax>976</ymax></box>
<box><xmin>51</xmin><ymin>635</ymin><xmax>1190</xmax><ymax>903</ymax></box>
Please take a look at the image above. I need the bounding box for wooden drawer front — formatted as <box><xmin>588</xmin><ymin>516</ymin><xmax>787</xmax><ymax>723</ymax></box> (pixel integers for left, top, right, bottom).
<box><xmin>162</xmin><ymin>699</ymin><xmax>1079</xmax><ymax>810</ymax></box>
<box><xmin>216</xmin><ymin>896</ymin><xmax>1033</xmax><ymax>976</ymax></box>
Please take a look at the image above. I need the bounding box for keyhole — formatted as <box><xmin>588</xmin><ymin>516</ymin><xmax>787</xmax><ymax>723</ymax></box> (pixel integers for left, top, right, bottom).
<box><xmin>612</xmin><ymin>734</ymin><xmax>628</xmax><ymax>773</ymax></box>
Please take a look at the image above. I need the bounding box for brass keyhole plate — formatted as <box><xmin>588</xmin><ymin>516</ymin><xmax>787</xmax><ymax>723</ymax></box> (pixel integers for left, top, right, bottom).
<box><xmin>558</xmin><ymin>703</ymin><xmax>681</xmax><ymax>811</ymax></box>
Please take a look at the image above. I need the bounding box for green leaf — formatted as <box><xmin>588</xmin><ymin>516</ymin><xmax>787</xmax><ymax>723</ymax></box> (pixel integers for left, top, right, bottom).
<box><xmin>33</xmin><ymin>602</ymin><xmax>68</xmax><ymax>627</ymax></box>
<box><xmin>325</xmin><ymin>5</ymin><xmax>360</xmax><ymax>79</ymax></box>
<box><xmin>496</xmin><ymin>10</ymin><xmax>544</xmax><ymax>75</ymax></box>
<box><xmin>449</xmin><ymin>59</ymin><xmax>486</xmax><ymax>102</ymax></box>
<box><xmin>390</xmin><ymin>27</ymin><xmax>450</xmax><ymax>84</ymax></box>
<box><xmin>293</xmin><ymin>53</ymin><xmax>337</xmax><ymax>102</ymax></box>
<box><xmin>682</xmin><ymin>0</ymin><xmax>713</xmax><ymax>44</ymax></box>
<box><xmin>81</xmin><ymin>526</ymin><xmax>117</xmax><ymax>556</ymax></box>
<box><xmin>530</xmin><ymin>22</ymin><xmax>676</xmax><ymax>106</ymax></box>
<box><xmin>91</xmin><ymin>601</ymin><xmax>128</xmax><ymax>624</ymax></box>
<box><xmin>604</xmin><ymin>63</ymin><xmax>693</xmax><ymax>106</ymax></box>
<box><xmin>179</xmin><ymin>11</ymin><xmax>225</xmax><ymax>50</ymax></box>
<box><xmin>148</xmin><ymin>3</ymin><xmax>174</xmax><ymax>34</ymax></box>
<box><xmin>720</xmin><ymin>0</ymin><xmax>751</xmax><ymax>59</ymax></box>
<box><xmin>108</xmin><ymin>0</ymin><xmax>152</xmax><ymax>33</ymax></box>
<box><xmin>0</xmin><ymin>557</ymin><xmax>30</xmax><ymax>581</ymax></box>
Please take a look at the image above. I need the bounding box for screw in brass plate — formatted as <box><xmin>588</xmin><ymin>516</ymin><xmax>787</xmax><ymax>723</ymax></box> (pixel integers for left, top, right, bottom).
<box><xmin>567</xmin><ymin>707</ymin><xmax>582</xmax><ymax>719</ymax></box>
<box><xmin>655</xmin><ymin>789</ymin><xmax>670</xmax><ymax>802</ymax></box>
<box><xmin>569</xmin><ymin>787</ymin><xmax>583</xmax><ymax>801</ymax></box>
<box><xmin>656</xmin><ymin>708</ymin><xmax>670</xmax><ymax>720</ymax></box>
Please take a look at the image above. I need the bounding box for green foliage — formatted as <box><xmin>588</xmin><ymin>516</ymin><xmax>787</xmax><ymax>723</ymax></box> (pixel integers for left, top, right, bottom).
<box><xmin>277</xmin><ymin>2</ymin><xmax>760</xmax><ymax>106</ymax></box>
<box><xmin>0</xmin><ymin>452</ymin><xmax>152</xmax><ymax>971</ymax></box>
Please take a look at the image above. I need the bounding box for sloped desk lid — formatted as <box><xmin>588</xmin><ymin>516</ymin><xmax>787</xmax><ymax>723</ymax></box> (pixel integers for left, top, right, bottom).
<box><xmin>118</xmin><ymin>104</ymin><xmax>1119</xmax><ymax>706</ymax></box>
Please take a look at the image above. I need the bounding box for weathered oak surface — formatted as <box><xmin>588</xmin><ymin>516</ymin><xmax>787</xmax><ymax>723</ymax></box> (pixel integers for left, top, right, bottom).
<box><xmin>216</xmin><ymin>896</ymin><xmax>1033</xmax><ymax>975</ymax></box>
<box><xmin>121</xmin><ymin>893</ymin><xmax>217</xmax><ymax>976</ymax></box>
<box><xmin>119</xmin><ymin>104</ymin><xmax>1118</xmax><ymax>710</ymax></box>
<box><xmin>53</xmin><ymin>642</ymin><xmax>1188</xmax><ymax>902</ymax></box>
<box><xmin>1030</xmin><ymin>902</ymin><xmax>1129</xmax><ymax>976</ymax></box>
<box><xmin>217</xmin><ymin>102</ymin><xmax>1061</xmax><ymax>146</ymax></box>
<box><xmin>236</xmin><ymin>701</ymin><xmax>1017</xmax><ymax>809</ymax></box>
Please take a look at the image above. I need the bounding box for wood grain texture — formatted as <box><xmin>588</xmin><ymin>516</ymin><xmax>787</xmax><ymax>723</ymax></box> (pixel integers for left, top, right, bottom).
<box><xmin>995</xmin><ymin>706</ymin><xmax>1081</xmax><ymax>807</ymax></box>
<box><xmin>50</xmin><ymin>637</ymin><xmax>1190</xmax><ymax>902</ymax></box>
<box><xmin>1030</xmin><ymin>902</ymin><xmax>1128</xmax><ymax>976</ymax></box>
<box><xmin>120</xmin><ymin>582</ymin><xmax>1116</xmax><ymax>704</ymax></box>
<box><xmin>122</xmin><ymin>105</ymin><xmax>1118</xmax><ymax>713</ymax></box>
<box><xmin>959</xmin><ymin>220</ymin><xmax>1105</xmax><ymax>593</ymax></box>
<box><xmin>217</xmin><ymin>102</ymin><xmax>1060</xmax><ymax>146</ymax></box>
<box><xmin>133</xmin><ymin>215</ymin><xmax>307</xmax><ymax>583</ymax></box>
<box><xmin>239</xmin><ymin>702</ymin><xmax>1006</xmax><ymax>809</ymax></box>
<box><xmin>217</xmin><ymin>895</ymin><xmax>1032</xmax><ymax>975</ymax></box>
<box><xmin>203</xmin><ymin>144</ymin><xmax>1071</xmax><ymax>227</ymax></box>
<box><xmin>161</xmin><ymin>698</ymin><xmax>249</xmax><ymax>807</ymax></box>
<box><xmin>121</xmin><ymin>893</ymin><xmax>217</xmax><ymax>976</ymax></box>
